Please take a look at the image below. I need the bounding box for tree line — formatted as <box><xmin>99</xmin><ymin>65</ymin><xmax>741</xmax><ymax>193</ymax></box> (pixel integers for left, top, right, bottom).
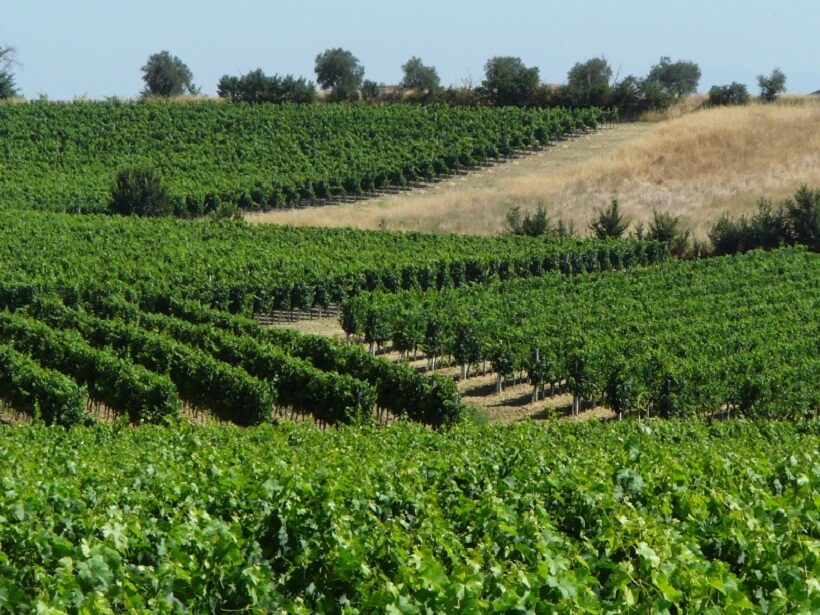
<box><xmin>0</xmin><ymin>45</ymin><xmax>789</xmax><ymax>115</ymax></box>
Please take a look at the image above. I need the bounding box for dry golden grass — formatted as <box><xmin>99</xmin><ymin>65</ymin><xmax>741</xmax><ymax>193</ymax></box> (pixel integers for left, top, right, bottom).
<box><xmin>639</xmin><ymin>95</ymin><xmax>708</xmax><ymax>122</ymax></box>
<box><xmin>248</xmin><ymin>99</ymin><xmax>820</xmax><ymax>237</ymax></box>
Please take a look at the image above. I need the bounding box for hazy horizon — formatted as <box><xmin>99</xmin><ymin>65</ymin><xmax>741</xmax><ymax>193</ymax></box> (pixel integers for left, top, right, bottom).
<box><xmin>3</xmin><ymin>0</ymin><xmax>819</xmax><ymax>100</ymax></box>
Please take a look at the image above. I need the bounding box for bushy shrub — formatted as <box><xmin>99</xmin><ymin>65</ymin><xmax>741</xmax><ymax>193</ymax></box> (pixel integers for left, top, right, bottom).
<box><xmin>647</xmin><ymin>210</ymin><xmax>691</xmax><ymax>258</ymax></box>
<box><xmin>588</xmin><ymin>197</ymin><xmax>630</xmax><ymax>239</ymax></box>
<box><xmin>505</xmin><ymin>205</ymin><xmax>576</xmax><ymax>238</ymax></box>
<box><xmin>506</xmin><ymin>205</ymin><xmax>551</xmax><ymax>236</ymax></box>
<box><xmin>217</xmin><ymin>69</ymin><xmax>316</xmax><ymax>104</ymax></box>
<box><xmin>784</xmin><ymin>185</ymin><xmax>820</xmax><ymax>251</ymax></box>
<box><xmin>708</xmin><ymin>202</ymin><xmax>788</xmax><ymax>255</ymax></box>
<box><xmin>708</xmin><ymin>82</ymin><xmax>750</xmax><ymax>106</ymax></box>
<box><xmin>109</xmin><ymin>167</ymin><xmax>173</xmax><ymax>217</ymax></box>
<box><xmin>708</xmin><ymin>186</ymin><xmax>819</xmax><ymax>254</ymax></box>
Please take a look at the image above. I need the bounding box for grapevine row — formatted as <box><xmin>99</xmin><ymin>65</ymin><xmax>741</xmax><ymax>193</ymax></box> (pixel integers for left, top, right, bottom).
<box><xmin>66</xmin><ymin>293</ymin><xmax>463</xmax><ymax>426</ymax></box>
<box><xmin>26</xmin><ymin>297</ymin><xmax>383</xmax><ymax>425</ymax></box>
<box><xmin>0</xmin><ymin>311</ymin><xmax>180</xmax><ymax>422</ymax></box>
<box><xmin>118</xmin><ymin>308</ymin><xmax>379</xmax><ymax>425</ymax></box>
<box><xmin>0</xmin><ymin>101</ymin><xmax>612</xmax><ymax>214</ymax></box>
<box><xmin>341</xmin><ymin>248</ymin><xmax>820</xmax><ymax>419</ymax></box>
<box><xmin>2</xmin><ymin>421</ymin><xmax>816</xmax><ymax>612</ymax></box>
<box><xmin>0</xmin><ymin>273</ymin><xmax>466</xmax><ymax>425</ymax></box>
<box><xmin>138</xmin><ymin>295</ymin><xmax>463</xmax><ymax>425</ymax></box>
<box><xmin>0</xmin><ymin>210</ymin><xmax>666</xmax><ymax>314</ymax></box>
<box><xmin>0</xmin><ymin>343</ymin><xmax>86</xmax><ymax>426</ymax></box>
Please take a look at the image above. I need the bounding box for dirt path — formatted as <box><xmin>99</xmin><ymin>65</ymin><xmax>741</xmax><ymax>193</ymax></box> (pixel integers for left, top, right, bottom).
<box><xmin>246</xmin><ymin>123</ymin><xmax>653</xmax><ymax>235</ymax></box>
<box><xmin>269</xmin><ymin>316</ymin><xmax>614</xmax><ymax>424</ymax></box>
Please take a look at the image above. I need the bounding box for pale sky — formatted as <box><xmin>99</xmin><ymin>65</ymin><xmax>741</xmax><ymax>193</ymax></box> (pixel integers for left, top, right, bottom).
<box><xmin>2</xmin><ymin>0</ymin><xmax>819</xmax><ymax>99</ymax></box>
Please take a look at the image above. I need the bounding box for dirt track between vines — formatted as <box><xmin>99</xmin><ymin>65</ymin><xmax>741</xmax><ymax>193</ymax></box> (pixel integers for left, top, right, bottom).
<box><xmin>269</xmin><ymin>316</ymin><xmax>614</xmax><ymax>424</ymax></box>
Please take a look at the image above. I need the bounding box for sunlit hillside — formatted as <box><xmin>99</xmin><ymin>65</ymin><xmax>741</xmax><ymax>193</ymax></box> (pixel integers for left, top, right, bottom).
<box><xmin>249</xmin><ymin>99</ymin><xmax>820</xmax><ymax>237</ymax></box>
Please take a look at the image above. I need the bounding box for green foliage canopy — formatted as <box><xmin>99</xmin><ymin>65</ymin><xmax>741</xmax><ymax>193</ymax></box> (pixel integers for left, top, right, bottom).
<box><xmin>108</xmin><ymin>167</ymin><xmax>173</xmax><ymax>217</ymax></box>
<box><xmin>479</xmin><ymin>56</ymin><xmax>540</xmax><ymax>107</ymax></box>
<box><xmin>646</xmin><ymin>56</ymin><xmax>701</xmax><ymax>99</ymax></box>
<box><xmin>0</xmin><ymin>46</ymin><xmax>18</xmax><ymax>99</ymax></box>
<box><xmin>401</xmin><ymin>56</ymin><xmax>441</xmax><ymax>92</ymax></box>
<box><xmin>566</xmin><ymin>56</ymin><xmax>612</xmax><ymax>107</ymax></box>
<box><xmin>708</xmin><ymin>82</ymin><xmax>750</xmax><ymax>106</ymax></box>
<box><xmin>1</xmin><ymin>420</ymin><xmax>815</xmax><ymax>611</ymax></box>
<box><xmin>757</xmin><ymin>68</ymin><xmax>787</xmax><ymax>102</ymax></box>
<box><xmin>589</xmin><ymin>197</ymin><xmax>630</xmax><ymax>239</ymax></box>
<box><xmin>0</xmin><ymin>102</ymin><xmax>610</xmax><ymax>215</ymax></box>
<box><xmin>140</xmin><ymin>50</ymin><xmax>197</xmax><ymax>97</ymax></box>
<box><xmin>217</xmin><ymin>69</ymin><xmax>316</xmax><ymax>103</ymax></box>
<box><xmin>314</xmin><ymin>47</ymin><xmax>365</xmax><ymax>101</ymax></box>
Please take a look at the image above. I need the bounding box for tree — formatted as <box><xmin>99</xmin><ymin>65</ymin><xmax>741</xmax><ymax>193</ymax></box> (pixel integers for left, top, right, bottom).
<box><xmin>400</xmin><ymin>56</ymin><xmax>440</xmax><ymax>93</ymax></box>
<box><xmin>217</xmin><ymin>69</ymin><xmax>315</xmax><ymax>103</ymax></box>
<box><xmin>588</xmin><ymin>198</ymin><xmax>629</xmax><ymax>239</ymax></box>
<box><xmin>555</xmin><ymin>218</ymin><xmax>576</xmax><ymax>237</ymax></box>
<box><xmin>566</xmin><ymin>56</ymin><xmax>612</xmax><ymax>107</ymax></box>
<box><xmin>783</xmin><ymin>185</ymin><xmax>819</xmax><ymax>251</ymax></box>
<box><xmin>360</xmin><ymin>80</ymin><xmax>380</xmax><ymax>102</ymax></box>
<box><xmin>506</xmin><ymin>205</ymin><xmax>551</xmax><ymax>236</ymax></box>
<box><xmin>141</xmin><ymin>51</ymin><xmax>197</xmax><ymax>97</ymax></box>
<box><xmin>479</xmin><ymin>57</ymin><xmax>540</xmax><ymax>107</ymax></box>
<box><xmin>0</xmin><ymin>46</ymin><xmax>18</xmax><ymax>99</ymax></box>
<box><xmin>314</xmin><ymin>48</ymin><xmax>364</xmax><ymax>101</ymax></box>
<box><xmin>708</xmin><ymin>82</ymin><xmax>749</xmax><ymax>106</ymax></box>
<box><xmin>647</xmin><ymin>210</ymin><xmax>691</xmax><ymax>258</ymax></box>
<box><xmin>638</xmin><ymin>77</ymin><xmax>674</xmax><ymax>111</ymax></box>
<box><xmin>609</xmin><ymin>75</ymin><xmax>643</xmax><ymax>117</ymax></box>
<box><xmin>757</xmin><ymin>68</ymin><xmax>786</xmax><ymax>102</ymax></box>
<box><xmin>109</xmin><ymin>167</ymin><xmax>173</xmax><ymax>217</ymax></box>
<box><xmin>646</xmin><ymin>56</ymin><xmax>701</xmax><ymax>99</ymax></box>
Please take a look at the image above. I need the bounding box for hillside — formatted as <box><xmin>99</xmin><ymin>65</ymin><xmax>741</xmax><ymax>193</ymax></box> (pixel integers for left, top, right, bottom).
<box><xmin>0</xmin><ymin>101</ymin><xmax>604</xmax><ymax>214</ymax></box>
<box><xmin>283</xmin><ymin>248</ymin><xmax>819</xmax><ymax>423</ymax></box>
<box><xmin>251</xmin><ymin>100</ymin><xmax>820</xmax><ymax>237</ymax></box>
<box><xmin>0</xmin><ymin>210</ymin><xmax>665</xmax><ymax>427</ymax></box>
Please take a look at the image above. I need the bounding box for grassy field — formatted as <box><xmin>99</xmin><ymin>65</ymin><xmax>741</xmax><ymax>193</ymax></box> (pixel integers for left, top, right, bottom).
<box><xmin>249</xmin><ymin>99</ymin><xmax>820</xmax><ymax>237</ymax></box>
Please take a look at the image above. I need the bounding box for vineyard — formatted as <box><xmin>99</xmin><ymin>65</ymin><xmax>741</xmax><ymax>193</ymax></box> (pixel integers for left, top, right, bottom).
<box><xmin>0</xmin><ymin>101</ymin><xmax>611</xmax><ymax>214</ymax></box>
<box><xmin>0</xmin><ymin>420</ymin><xmax>816</xmax><ymax>612</ymax></box>
<box><xmin>0</xmin><ymin>210</ymin><xmax>664</xmax><ymax>313</ymax></box>
<box><xmin>341</xmin><ymin>248</ymin><xmax>820</xmax><ymax>420</ymax></box>
<box><xmin>0</xmin><ymin>294</ymin><xmax>474</xmax><ymax>425</ymax></box>
<box><xmin>0</xmin><ymin>290</ymin><xmax>468</xmax><ymax>427</ymax></box>
<box><xmin>0</xmin><ymin>94</ymin><xmax>816</xmax><ymax>613</ymax></box>
<box><xmin>0</xmin><ymin>211</ymin><xmax>670</xmax><ymax>426</ymax></box>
